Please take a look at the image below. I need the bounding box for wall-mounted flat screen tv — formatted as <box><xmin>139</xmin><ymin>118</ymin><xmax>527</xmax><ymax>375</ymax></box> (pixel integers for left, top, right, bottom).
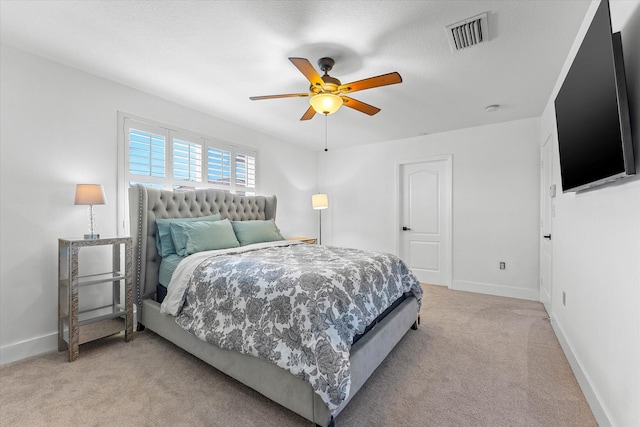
<box><xmin>554</xmin><ymin>0</ymin><xmax>635</xmax><ymax>193</ymax></box>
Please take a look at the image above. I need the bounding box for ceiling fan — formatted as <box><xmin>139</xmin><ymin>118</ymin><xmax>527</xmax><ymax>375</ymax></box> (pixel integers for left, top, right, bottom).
<box><xmin>250</xmin><ymin>57</ymin><xmax>402</xmax><ymax>121</ymax></box>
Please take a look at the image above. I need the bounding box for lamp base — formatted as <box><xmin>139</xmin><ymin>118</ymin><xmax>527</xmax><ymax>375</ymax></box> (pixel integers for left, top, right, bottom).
<box><xmin>84</xmin><ymin>233</ymin><xmax>100</xmax><ymax>240</ymax></box>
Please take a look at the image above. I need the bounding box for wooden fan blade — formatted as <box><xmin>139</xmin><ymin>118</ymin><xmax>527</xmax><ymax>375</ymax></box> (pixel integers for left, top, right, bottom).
<box><xmin>250</xmin><ymin>93</ymin><xmax>310</xmax><ymax>100</ymax></box>
<box><xmin>289</xmin><ymin>57</ymin><xmax>324</xmax><ymax>89</ymax></box>
<box><xmin>339</xmin><ymin>72</ymin><xmax>402</xmax><ymax>93</ymax></box>
<box><xmin>300</xmin><ymin>106</ymin><xmax>316</xmax><ymax>121</ymax></box>
<box><xmin>341</xmin><ymin>96</ymin><xmax>381</xmax><ymax>116</ymax></box>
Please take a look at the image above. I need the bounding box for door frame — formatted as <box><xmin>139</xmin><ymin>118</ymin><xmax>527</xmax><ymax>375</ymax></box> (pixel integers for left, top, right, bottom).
<box><xmin>395</xmin><ymin>155</ymin><xmax>453</xmax><ymax>288</ymax></box>
<box><xmin>540</xmin><ymin>134</ymin><xmax>554</xmax><ymax>313</ymax></box>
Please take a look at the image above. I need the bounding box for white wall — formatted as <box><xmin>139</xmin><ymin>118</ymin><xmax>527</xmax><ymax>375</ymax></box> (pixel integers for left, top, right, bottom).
<box><xmin>0</xmin><ymin>44</ymin><xmax>318</xmax><ymax>364</ymax></box>
<box><xmin>318</xmin><ymin>117</ymin><xmax>541</xmax><ymax>301</ymax></box>
<box><xmin>539</xmin><ymin>1</ymin><xmax>640</xmax><ymax>426</ymax></box>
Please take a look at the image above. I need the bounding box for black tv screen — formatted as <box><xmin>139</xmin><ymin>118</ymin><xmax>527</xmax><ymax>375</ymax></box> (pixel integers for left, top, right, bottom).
<box><xmin>554</xmin><ymin>0</ymin><xmax>635</xmax><ymax>192</ymax></box>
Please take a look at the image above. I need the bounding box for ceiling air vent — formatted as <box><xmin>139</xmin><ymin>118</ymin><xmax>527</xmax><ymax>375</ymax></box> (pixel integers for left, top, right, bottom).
<box><xmin>446</xmin><ymin>12</ymin><xmax>488</xmax><ymax>51</ymax></box>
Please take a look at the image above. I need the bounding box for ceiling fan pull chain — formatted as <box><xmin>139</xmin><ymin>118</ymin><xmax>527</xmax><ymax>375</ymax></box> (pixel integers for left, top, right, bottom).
<box><xmin>325</xmin><ymin>114</ymin><xmax>329</xmax><ymax>152</ymax></box>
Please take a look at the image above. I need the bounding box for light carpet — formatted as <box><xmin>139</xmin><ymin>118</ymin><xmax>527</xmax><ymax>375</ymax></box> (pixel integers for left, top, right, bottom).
<box><xmin>0</xmin><ymin>285</ymin><xmax>596</xmax><ymax>426</ymax></box>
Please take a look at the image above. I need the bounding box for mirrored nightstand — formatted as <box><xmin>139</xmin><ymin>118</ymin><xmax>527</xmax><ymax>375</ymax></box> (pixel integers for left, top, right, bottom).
<box><xmin>58</xmin><ymin>236</ymin><xmax>133</xmax><ymax>362</ymax></box>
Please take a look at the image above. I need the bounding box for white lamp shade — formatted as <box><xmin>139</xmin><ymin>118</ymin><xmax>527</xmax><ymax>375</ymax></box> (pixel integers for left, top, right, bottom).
<box><xmin>312</xmin><ymin>193</ymin><xmax>329</xmax><ymax>210</ymax></box>
<box><xmin>74</xmin><ymin>184</ymin><xmax>106</xmax><ymax>205</ymax></box>
<box><xmin>309</xmin><ymin>93</ymin><xmax>343</xmax><ymax>115</ymax></box>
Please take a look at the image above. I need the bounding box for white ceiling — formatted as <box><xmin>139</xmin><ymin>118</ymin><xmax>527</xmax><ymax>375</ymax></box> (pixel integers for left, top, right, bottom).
<box><xmin>0</xmin><ymin>0</ymin><xmax>593</xmax><ymax>151</ymax></box>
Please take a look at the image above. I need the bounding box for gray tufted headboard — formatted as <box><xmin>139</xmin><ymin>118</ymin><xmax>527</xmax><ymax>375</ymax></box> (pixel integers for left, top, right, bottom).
<box><xmin>128</xmin><ymin>184</ymin><xmax>277</xmax><ymax>316</ymax></box>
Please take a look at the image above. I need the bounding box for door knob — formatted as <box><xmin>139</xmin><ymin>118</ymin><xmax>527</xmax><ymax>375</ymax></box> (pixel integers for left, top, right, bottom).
<box><xmin>402</xmin><ymin>226</ymin><xmax>411</xmax><ymax>231</ymax></box>
<box><xmin>543</xmin><ymin>234</ymin><xmax>552</xmax><ymax>240</ymax></box>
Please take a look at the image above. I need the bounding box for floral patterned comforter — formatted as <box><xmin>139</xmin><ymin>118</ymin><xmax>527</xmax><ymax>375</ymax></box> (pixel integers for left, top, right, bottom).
<box><xmin>162</xmin><ymin>241</ymin><xmax>422</xmax><ymax>412</ymax></box>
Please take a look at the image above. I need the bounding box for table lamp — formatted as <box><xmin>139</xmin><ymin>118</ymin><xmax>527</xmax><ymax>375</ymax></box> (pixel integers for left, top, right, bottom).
<box><xmin>75</xmin><ymin>184</ymin><xmax>106</xmax><ymax>240</ymax></box>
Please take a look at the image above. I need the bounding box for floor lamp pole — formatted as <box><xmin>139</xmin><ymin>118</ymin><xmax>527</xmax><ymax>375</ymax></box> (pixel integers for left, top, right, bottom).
<box><xmin>312</xmin><ymin>193</ymin><xmax>328</xmax><ymax>245</ymax></box>
<box><xmin>318</xmin><ymin>210</ymin><xmax>322</xmax><ymax>245</ymax></box>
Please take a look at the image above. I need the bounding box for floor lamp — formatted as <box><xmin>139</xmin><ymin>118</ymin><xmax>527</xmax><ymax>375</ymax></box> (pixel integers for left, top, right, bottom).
<box><xmin>312</xmin><ymin>193</ymin><xmax>328</xmax><ymax>245</ymax></box>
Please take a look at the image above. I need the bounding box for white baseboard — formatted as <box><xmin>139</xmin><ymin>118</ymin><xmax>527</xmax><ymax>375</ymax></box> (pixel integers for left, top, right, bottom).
<box><xmin>550</xmin><ymin>317</ymin><xmax>611</xmax><ymax>427</ymax></box>
<box><xmin>451</xmin><ymin>279</ymin><xmax>540</xmax><ymax>301</ymax></box>
<box><xmin>0</xmin><ymin>332</ymin><xmax>57</xmax><ymax>366</ymax></box>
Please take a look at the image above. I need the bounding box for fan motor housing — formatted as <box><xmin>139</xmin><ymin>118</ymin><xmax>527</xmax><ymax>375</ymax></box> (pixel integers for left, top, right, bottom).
<box><xmin>317</xmin><ymin>57</ymin><xmax>335</xmax><ymax>73</ymax></box>
<box><xmin>314</xmin><ymin>58</ymin><xmax>341</xmax><ymax>92</ymax></box>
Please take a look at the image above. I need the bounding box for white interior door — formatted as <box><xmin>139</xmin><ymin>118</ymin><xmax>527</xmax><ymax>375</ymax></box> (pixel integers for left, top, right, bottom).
<box><xmin>399</xmin><ymin>156</ymin><xmax>452</xmax><ymax>287</ymax></box>
<box><xmin>540</xmin><ymin>135</ymin><xmax>554</xmax><ymax>312</ymax></box>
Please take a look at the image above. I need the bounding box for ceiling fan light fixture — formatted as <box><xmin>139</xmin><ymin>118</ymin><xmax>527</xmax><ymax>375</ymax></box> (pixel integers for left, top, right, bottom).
<box><xmin>310</xmin><ymin>93</ymin><xmax>343</xmax><ymax>115</ymax></box>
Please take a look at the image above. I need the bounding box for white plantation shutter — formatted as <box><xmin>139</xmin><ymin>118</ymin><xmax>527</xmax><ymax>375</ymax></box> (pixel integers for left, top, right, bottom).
<box><xmin>129</xmin><ymin>129</ymin><xmax>165</xmax><ymax>177</ymax></box>
<box><xmin>125</xmin><ymin>119</ymin><xmax>168</xmax><ymax>188</ymax></box>
<box><xmin>207</xmin><ymin>147</ymin><xmax>231</xmax><ymax>189</ymax></box>
<box><xmin>235</xmin><ymin>152</ymin><xmax>256</xmax><ymax>195</ymax></box>
<box><xmin>173</xmin><ymin>137</ymin><xmax>203</xmax><ymax>186</ymax></box>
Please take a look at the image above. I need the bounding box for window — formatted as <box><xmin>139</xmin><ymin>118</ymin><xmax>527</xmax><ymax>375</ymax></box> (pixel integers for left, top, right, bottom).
<box><xmin>117</xmin><ymin>113</ymin><xmax>258</xmax><ymax>233</ymax></box>
<box><xmin>121</xmin><ymin>115</ymin><xmax>257</xmax><ymax>193</ymax></box>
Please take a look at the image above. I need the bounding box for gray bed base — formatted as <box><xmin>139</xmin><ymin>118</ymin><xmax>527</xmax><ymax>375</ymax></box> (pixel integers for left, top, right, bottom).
<box><xmin>142</xmin><ymin>297</ymin><xmax>417</xmax><ymax>425</ymax></box>
<box><xmin>129</xmin><ymin>185</ymin><xmax>418</xmax><ymax>426</ymax></box>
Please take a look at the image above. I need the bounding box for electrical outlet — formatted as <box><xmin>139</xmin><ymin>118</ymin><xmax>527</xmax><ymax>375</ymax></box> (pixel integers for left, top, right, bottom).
<box><xmin>563</xmin><ymin>291</ymin><xmax>566</xmax><ymax>306</ymax></box>
<box><xmin>499</xmin><ymin>262</ymin><xmax>506</xmax><ymax>270</ymax></box>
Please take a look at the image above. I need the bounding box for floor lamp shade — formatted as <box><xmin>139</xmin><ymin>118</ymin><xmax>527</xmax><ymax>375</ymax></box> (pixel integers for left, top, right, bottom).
<box><xmin>312</xmin><ymin>193</ymin><xmax>329</xmax><ymax>210</ymax></box>
<box><xmin>75</xmin><ymin>184</ymin><xmax>106</xmax><ymax>240</ymax></box>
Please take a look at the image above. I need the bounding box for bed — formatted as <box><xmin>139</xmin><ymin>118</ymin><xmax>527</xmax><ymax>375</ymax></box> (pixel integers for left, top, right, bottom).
<box><xmin>128</xmin><ymin>184</ymin><xmax>422</xmax><ymax>426</ymax></box>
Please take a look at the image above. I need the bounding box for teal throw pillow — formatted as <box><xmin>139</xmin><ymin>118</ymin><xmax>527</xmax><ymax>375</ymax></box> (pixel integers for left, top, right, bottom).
<box><xmin>156</xmin><ymin>214</ymin><xmax>221</xmax><ymax>257</ymax></box>
<box><xmin>231</xmin><ymin>219</ymin><xmax>284</xmax><ymax>246</ymax></box>
<box><xmin>170</xmin><ymin>219</ymin><xmax>240</xmax><ymax>256</ymax></box>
